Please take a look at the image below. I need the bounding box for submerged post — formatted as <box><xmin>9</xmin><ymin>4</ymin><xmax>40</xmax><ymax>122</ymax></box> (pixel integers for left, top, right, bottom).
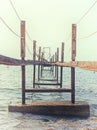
<box><xmin>60</xmin><ymin>42</ymin><xmax>64</xmax><ymax>88</ymax></box>
<box><xmin>71</xmin><ymin>24</ymin><xmax>76</xmax><ymax>103</ymax></box>
<box><xmin>33</xmin><ymin>40</ymin><xmax>36</xmax><ymax>88</ymax></box>
<box><xmin>21</xmin><ymin>21</ymin><xmax>26</xmax><ymax>104</ymax></box>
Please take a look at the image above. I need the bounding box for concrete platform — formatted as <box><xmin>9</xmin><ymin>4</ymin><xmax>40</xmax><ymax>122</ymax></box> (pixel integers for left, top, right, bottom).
<box><xmin>8</xmin><ymin>101</ymin><xmax>90</xmax><ymax>117</ymax></box>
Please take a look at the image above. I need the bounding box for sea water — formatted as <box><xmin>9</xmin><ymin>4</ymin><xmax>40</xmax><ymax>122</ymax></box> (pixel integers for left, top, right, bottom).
<box><xmin>0</xmin><ymin>65</ymin><xmax>97</xmax><ymax>130</ymax></box>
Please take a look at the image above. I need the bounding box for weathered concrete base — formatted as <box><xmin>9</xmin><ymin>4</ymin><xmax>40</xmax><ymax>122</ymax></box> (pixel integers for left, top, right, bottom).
<box><xmin>8</xmin><ymin>101</ymin><xmax>90</xmax><ymax>117</ymax></box>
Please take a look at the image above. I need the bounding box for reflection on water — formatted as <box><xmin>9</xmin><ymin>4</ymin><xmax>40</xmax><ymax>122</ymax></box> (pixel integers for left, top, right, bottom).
<box><xmin>0</xmin><ymin>65</ymin><xmax>97</xmax><ymax>129</ymax></box>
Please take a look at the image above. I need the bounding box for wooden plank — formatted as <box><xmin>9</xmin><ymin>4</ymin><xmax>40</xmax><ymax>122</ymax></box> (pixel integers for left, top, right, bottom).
<box><xmin>55</xmin><ymin>61</ymin><xmax>97</xmax><ymax>71</ymax></box>
<box><xmin>25</xmin><ymin>88</ymin><xmax>71</xmax><ymax>92</ymax></box>
<box><xmin>1</xmin><ymin>54</ymin><xmax>97</xmax><ymax>71</ymax></box>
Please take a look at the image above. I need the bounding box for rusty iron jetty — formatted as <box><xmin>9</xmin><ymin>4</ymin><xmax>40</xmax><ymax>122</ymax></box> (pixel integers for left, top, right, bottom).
<box><xmin>0</xmin><ymin>22</ymin><xmax>91</xmax><ymax>117</ymax></box>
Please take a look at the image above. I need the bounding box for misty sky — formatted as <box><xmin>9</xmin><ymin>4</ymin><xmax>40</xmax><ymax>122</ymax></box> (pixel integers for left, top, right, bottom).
<box><xmin>0</xmin><ymin>0</ymin><xmax>97</xmax><ymax>61</ymax></box>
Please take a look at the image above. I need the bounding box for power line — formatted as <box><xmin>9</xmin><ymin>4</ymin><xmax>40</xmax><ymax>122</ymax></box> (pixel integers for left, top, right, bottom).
<box><xmin>26</xmin><ymin>31</ymin><xmax>33</xmax><ymax>42</ymax></box>
<box><xmin>77</xmin><ymin>0</ymin><xmax>97</xmax><ymax>25</ymax></box>
<box><xmin>0</xmin><ymin>16</ymin><xmax>20</xmax><ymax>38</ymax></box>
<box><xmin>9</xmin><ymin>0</ymin><xmax>34</xmax><ymax>43</ymax></box>
<box><xmin>66</xmin><ymin>33</ymin><xmax>71</xmax><ymax>43</ymax></box>
<box><xmin>9</xmin><ymin>0</ymin><xmax>35</xmax><ymax>57</ymax></box>
<box><xmin>78</xmin><ymin>30</ymin><xmax>97</xmax><ymax>40</ymax></box>
<box><xmin>26</xmin><ymin>44</ymin><xmax>32</xmax><ymax>56</ymax></box>
<box><xmin>9</xmin><ymin>0</ymin><xmax>21</xmax><ymax>21</ymax></box>
<box><xmin>9</xmin><ymin>0</ymin><xmax>73</xmax><ymax>61</ymax></box>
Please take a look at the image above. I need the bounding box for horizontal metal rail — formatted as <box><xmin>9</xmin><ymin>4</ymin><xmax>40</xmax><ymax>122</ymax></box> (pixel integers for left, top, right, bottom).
<box><xmin>25</xmin><ymin>88</ymin><xmax>71</xmax><ymax>92</ymax></box>
<box><xmin>34</xmin><ymin>83</ymin><xmax>61</xmax><ymax>86</ymax></box>
<box><xmin>41</xmin><ymin>69</ymin><xmax>52</xmax><ymax>71</ymax></box>
<box><xmin>39</xmin><ymin>78</ymin><xmax>57</xmax><ymax>81</ymax></box>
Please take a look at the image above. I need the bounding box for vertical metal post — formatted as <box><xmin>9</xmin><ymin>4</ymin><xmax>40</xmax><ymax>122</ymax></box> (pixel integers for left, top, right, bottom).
<box><xmin>60</xmin><ymin>42</ymin><xmax>64</xmax><ymax>88</ymax></box>
<box><xmin>52</xmin><ymin>55</ymin><xmax>55</xmax><ymax>76</ymax></box>
<box><xmin>38</xmin><ymin>47</ymin><xmax>41</xmax><ymax>81</ymax></box>
<box><xmin>21</xmin><ymin>21</ymin><xmax>26</xmax><ymax>104</ymax></box>
<box><xmin>71</xmin><ymin>24</ymin><xmax>76</xmax><ymax>103</ymax></box>
<box><xmin>50</xmin><ymin>57</ymin><xmax>53</xmax><ymax>74</ymax></box>
<box><xmin>57</xmin><ymin>48</ymin><xmax>59</xmax><ymax>82</ymax></box>
<box><xmin>55</xmin><ymin>52</ymin><xmax>57</xmax><ymax>78</ymax></box>
<box><xmin>33</xmin><ymin>40</ymin><xmax>36</xmax><ymax>88</ymax></box>
<box><xmin>41</xmin><ymin>52</ymin><xmax>44</xmax><ymax>77</ymax></box>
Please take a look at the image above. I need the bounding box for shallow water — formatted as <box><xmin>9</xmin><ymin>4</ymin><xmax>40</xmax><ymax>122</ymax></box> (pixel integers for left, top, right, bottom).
<box><xmin>0</xmin><ymin>65</ymin><xmax>97</xmax><ymax>129</ymax></box>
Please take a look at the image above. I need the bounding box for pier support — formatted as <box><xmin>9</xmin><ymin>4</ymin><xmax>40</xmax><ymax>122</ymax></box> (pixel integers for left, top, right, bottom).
<box><xmin>40</xmin><ymin>52</ymin><xmax>44</xmax><ymax>78</ymax></box>
<box><xmin>56</xmin><ymin>48</ymin><xmax>59</xmax><ymax>83</ymax></box>
<box><xmin>21</xmin><ymin>21</ymin><xmax>26</xmax><ymax>105</ymax></box>
<box><xmin>33</xmin><ymin>40</ymin><xmax>36</xmax><ymax>88</ymax></box>
<box><xmin>71</xmin><ymin>24</ymin><xmax>76</xmax><ymax>103</ymax></box>
<box><xmin>9</xmin><ymin>101</ymin><xmax>90</xmax><ymax>117</ymax></box>
<box><xmin>38</xmin><ymin>47</ymin><xmax>41</xmax><ymax>81</ymax></box>
<box><xmin>8</xmin><ymin>21</ymin><xmax>90</xmax><ymax>117</ymax></box>
<box><xmin>60</xmin><ymin>42</ymin><xmax>64</xmax><ymax>88</ymax></box>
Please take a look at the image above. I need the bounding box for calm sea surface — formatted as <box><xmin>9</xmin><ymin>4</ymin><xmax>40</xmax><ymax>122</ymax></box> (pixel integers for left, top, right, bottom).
<box><xmin>0</xmin><ymin>65</ymin><xmax>97</xmax><ymax>130</ymax></box>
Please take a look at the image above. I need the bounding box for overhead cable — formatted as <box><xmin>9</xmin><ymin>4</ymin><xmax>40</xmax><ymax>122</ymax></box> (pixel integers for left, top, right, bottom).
<box><xmin>9</xmin><ymin>0</ymin><xmax>34</xmax><ymax>43</ymax></box>
<box><xmin>78</xmin><ymin>30</ymin><xmax>97</xmax><ymax>40</ymax></box>
<box><xmin>77</xmin><ymin>0</ymin><xmax>97</xmax><ymax>25</ymax></box>
<box><xmin>9</xmin><ymin>0</ymin><xmax>21</xmax><ymax>21</ymax></box>
<box><xmin>26</xmin><ymin>44</ymin><xmax>32</xmax><ymax>55</ymax></box>
<box><xmin>26</xmin><ymin>31</ymin><xmax>33</xmax><ymax>42</ymax></box>
<box><xmin>9</xmin><ymin>0</ymin><xmax>35</xmax><ymax>57</ymax></box>
<box><xmin>0</xmin><ymin>16</ymin><xmax>20</xmax><ymax>38</ymax></box>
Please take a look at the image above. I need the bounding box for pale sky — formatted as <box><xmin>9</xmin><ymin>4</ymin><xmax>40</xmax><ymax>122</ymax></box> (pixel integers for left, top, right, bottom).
<box><xmin>0</xmin><ymin>0</ymin><xmax>97</xmax><ymax>61</ymax></box>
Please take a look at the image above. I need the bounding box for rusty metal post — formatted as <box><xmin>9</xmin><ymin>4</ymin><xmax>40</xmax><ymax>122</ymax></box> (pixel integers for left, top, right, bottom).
<box><xmin>56</xmin><ymin>48</ymin><xmax>59</xmax><ymax>82</ymax></box>
<box><xmin>55</xmin><ymin>52</ymin><xmax>57</xmax><ymax>78</ymax></box>
<box><xmin>60</xmin><ymin>42</ymin><xmax>64</xmax><ymax>88</ymax></box>
<box><xmin>71</xmin><ymin>24</ymin><xmax>76</xmax><ymax>103</ymax></box>
<box><xmin>21</xmin><ymin>21</ymin><xmax>26</xmax><ymax>104</ymax></box>
<box><xmin>38</xmin><ymin>47</ymin><xmax>41</xmax><ymax>81</ymax></box>
<box><xmin>33</xmin><ymin>40</ymin><xmax>36</xmax><ymax>88</ymax></box>
<box><xmin>41</xmin><ymin>52</ymin><xmax>44</xmax><ymax>77</ymax></box>
<box><xmin>50</xmin><ymin>56</ymin><xmax>53</xmax><ymax>74</ymax></box>
<box><xmin>52</xmin><ymin>54</ymin><xmax>55</xmax><ymax>76</ymax></box>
